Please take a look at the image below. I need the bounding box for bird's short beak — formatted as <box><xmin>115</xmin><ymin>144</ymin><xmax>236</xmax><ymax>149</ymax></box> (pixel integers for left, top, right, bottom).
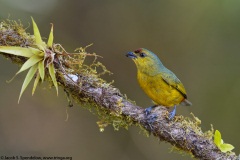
<box><xmin>126</xmin><ymin>52</ymin><xmax>137</xmax><ymax>59</ymax></box>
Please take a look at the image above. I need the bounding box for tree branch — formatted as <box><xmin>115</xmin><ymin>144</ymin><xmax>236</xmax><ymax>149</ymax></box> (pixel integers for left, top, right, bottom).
<box><xmin>0</xmin><ymin>19</ymin><xmax>238</xmax><ymax>160</ymax></box>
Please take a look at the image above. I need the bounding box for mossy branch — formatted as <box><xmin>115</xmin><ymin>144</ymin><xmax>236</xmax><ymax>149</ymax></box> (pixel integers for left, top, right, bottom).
<box><xmin>0</xmin><ymin>19</ymin><xmax>238</xmax><ymax>160</ymax></box>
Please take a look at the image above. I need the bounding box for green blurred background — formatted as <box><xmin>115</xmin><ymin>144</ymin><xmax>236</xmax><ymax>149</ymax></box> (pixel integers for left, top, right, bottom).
<box><xmin>0</xmin><ymin>0</ymin><xmax>240</xmax><ymax>159</ymax></box>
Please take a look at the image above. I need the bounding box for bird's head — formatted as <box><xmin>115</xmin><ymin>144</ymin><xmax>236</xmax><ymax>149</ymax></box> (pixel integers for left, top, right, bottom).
<box><xmin>126</xmin><ymin>48</ymin><xmax>163</xmax><ymax>74</ymax></box>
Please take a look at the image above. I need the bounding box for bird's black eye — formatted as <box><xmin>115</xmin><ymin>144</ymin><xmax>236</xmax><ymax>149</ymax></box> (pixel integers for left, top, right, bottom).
<box><xmin>140</xmin><ymin>53</ymin><xmax>146</xmax><ymax>57</ymax></box>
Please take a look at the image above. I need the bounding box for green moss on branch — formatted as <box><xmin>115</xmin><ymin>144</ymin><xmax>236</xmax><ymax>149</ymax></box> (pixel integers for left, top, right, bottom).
<box><xmin>0</xmin><ymin>19</ymin><xmax>238</xmax><ymax>160</ymax></box>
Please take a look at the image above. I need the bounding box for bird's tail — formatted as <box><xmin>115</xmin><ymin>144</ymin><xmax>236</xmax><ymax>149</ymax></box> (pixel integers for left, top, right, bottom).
<box><xmin>180</xmin><ymin>99</ymin><xmax>192</xmax><ymax>106</ymax></box>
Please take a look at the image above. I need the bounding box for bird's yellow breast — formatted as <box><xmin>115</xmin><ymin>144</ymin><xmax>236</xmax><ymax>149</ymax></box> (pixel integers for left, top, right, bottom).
<box><xmin>137</xmin><ymin>71</ymin><xmax>184</xmax><ymax>107</ymax></box>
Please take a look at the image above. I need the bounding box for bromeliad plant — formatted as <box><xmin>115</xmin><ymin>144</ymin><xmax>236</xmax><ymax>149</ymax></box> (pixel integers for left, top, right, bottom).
<box><xmin>0</xmin><ymin>17</ymin><xmax>58</xmax><ymax>103</ymax></box>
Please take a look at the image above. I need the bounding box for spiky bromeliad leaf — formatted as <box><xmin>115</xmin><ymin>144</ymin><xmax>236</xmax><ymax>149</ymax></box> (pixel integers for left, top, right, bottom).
<box><xmin>1</xmin><ymin>17</ymin><xmax>58</xmax><ymax>102</ymax></box>
<box><xmin>18</xmin><ymin>64</ymin><xmax>38</xmax><ymax>103</ymax></box>
<box><xmin>32</xmin><ymin>73</ymin><xmax>40</xmax><ymax>95</ymax></box>
<box><xmin>38</xmin><ymin>60</ymin><xmax>45</xmax><ymax>81</ymax></box>
<box><xmin>31</xmin><ymin>17</ymin><xmax>45</xmax><ymax>47</ymax></box>
<box><xmin>16</xmin><ymin>54</ymin><xmax>43</xmax><ymax>75</ymax></box>
<box><xmin>0</xmin><ymin>46</ymin><xmax>41</xmax><ymax>58</ymax></box>
<box><xmin>47</xmin><ymin>24</ymin><xmax>54</xmax><ymax>47</ymax></box>
<box><xmin>48</xmin><ymin>63</ymin><xmax>58</xmax><ymax>95</ymax></box>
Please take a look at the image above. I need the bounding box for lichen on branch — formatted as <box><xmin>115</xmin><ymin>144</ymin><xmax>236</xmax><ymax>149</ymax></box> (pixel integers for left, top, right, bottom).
<box><xmin>0</xmin><ymin>19</ymin><xmax>238</xmax><ymax>160</ymax></box>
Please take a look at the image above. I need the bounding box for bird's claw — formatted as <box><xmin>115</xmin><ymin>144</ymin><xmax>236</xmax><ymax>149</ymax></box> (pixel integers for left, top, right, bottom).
<box><xmin>145</xmin><ymin>105</ymin><xmax>158</xmax><ymax>130</ymax></box>
<box><xmin>168</xmin><ymin>105</ymin><xmax>177</xmax><ymax>120</ymax></box>
<box><xmin>145</xmin><ymin>107</ymin><xmax>152</xmax><ymax>116</ymax></box>
<box><xmin>144</xmin><ymin>105</ymin><xmax>157</xmax><ymax>116</ymax></box>
<box><xmin>147</xmin><ymin>114</ymin><xmax>158</xmax><ymax>124</ymax></box>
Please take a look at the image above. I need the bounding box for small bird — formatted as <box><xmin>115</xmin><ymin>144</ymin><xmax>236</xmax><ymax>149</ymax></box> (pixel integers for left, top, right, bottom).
<box><xmin>126</xmin><ymin>48</ymin><xmax>192</xmax><ymax>119</ymax></box>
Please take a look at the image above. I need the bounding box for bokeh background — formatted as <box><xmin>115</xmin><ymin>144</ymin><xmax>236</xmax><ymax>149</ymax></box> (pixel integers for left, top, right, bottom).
<box><xmin>0</xmin><ymin>0</ymin><xmax>240</xmax><ymax>159</ymax></box>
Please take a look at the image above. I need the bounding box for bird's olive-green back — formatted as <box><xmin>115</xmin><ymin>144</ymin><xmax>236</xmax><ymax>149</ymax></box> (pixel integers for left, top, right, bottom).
<box><xmin>132</xmin><ymin>48</ymin><xmax>187</xmax><ymax>98</ymax></box>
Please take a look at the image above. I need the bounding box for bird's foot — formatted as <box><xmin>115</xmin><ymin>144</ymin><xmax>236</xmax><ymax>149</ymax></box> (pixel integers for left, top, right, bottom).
<box><xmin>145</xmin><ymin>105</ymin><xmax>158</xmax><ymax>130</ymax></box>
<box><xmin>168</xmin><ymin>105</ymin><xmax>177</xmax><ymax>120</ymax></box>
<box><xmin>144</xmin><ymin>105</ymin><xmax>157</xmax><ymax>116</ymax></box>
<box><xmin>146</xmin><ymin>114</ymin><xmax>158</xmax><ymax>125</ymax></box>
<box><xmin>147</xmin><ymin>115</ymin><xmax>158</xmax><ymax>131</ymax></box>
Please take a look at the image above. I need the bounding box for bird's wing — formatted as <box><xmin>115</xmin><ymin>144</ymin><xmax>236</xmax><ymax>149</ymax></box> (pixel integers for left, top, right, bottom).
<box><xmin>160</xmin><ymin>71</ymin><xmax>187</xmax><ymax>99</ymax></box>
